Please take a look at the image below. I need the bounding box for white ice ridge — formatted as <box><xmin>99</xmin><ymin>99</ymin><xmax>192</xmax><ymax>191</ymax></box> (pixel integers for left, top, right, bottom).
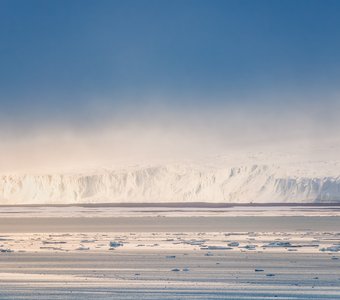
<box><xmin>1</xmin><ymin>160</ymin><xmax>340</xmax><ymax>204</ymax></box>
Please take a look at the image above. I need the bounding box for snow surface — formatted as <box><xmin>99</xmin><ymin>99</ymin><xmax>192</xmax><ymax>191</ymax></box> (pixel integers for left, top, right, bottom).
<box><xmin>1</xmin><ymin>156</ymin><xmax>340</xmax><ymax>204</ymax></box>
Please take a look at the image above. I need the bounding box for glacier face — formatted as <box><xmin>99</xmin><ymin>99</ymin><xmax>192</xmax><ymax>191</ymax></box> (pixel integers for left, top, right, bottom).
<box><xmin>1</xmin><ymin>163</ymin><xmax>340</xmax><ymax>204</ymax></box>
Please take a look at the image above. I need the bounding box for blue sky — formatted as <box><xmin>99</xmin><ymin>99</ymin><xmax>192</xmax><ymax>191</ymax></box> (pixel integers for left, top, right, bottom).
<box><xmin>1</xmin><ymin>0</ymin><xmax>340</xmax><ymax>171</ymax></box>
<box><xmin>1</xmin><ymin>0</ymin><xmax>340</xmax><ymax>125</ymax></box>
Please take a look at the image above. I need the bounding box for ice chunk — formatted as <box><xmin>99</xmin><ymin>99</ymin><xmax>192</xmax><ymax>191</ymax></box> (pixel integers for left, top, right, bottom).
<box><xmin>76</xmin><ymin>246</ymin><xmax>90</xmax><ymax>251</ymax></box>
<box><xmin>264</xmin><ymin>241</ymin><xmax>292</xmax><ymax>248</ymax></box>
<box><xmin>201</xmin><ymin>246</ymin><xmax>232</xmax><ymax>250</ymax></box>
<box><xmin>319</xmin><ymin>245</ymin><xmax>340</xmax><ymax>252</ymax></box>
<box><xmin>109</xmin><ymin>241</ymin><xmax>123</xmax><ymax>248</ymax></box>
<box><xmin>227</xmin><ymin>242</ymin><xmax>239</xmax><ymax>247</ymax></box>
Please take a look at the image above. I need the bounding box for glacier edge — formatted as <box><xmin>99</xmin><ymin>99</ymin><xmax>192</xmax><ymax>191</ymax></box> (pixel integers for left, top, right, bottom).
<box><xmin>1</xmin><ymin>163</ymin><xmax>340</xmax><ymax>204</ymax></box>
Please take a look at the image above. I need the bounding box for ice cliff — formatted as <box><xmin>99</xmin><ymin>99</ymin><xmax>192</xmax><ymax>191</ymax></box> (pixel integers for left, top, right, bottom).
<box><xmin>1</xmin><ymin>162</ymin><xmax>340</xmax><ymax>204</ymax></box>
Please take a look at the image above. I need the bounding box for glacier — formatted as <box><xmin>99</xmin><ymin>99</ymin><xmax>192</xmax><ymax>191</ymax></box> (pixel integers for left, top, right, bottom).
<box><xmin>1</xmin><ymin>161</ymin><xmax>340</xmax><ymax>204</ymax></box>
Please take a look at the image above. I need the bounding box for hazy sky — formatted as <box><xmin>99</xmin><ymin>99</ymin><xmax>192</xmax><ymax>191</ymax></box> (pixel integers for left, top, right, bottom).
<box><xmin>1</xmin><ymin>0</ymin><xmax>340</xmax><ymax>172</ymax></box>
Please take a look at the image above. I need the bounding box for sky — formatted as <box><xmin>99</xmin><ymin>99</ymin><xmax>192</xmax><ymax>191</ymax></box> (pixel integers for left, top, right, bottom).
<box><xmin>1</xmin><ymin>0</ymin><xmax>340</xmax><ymax>172</ymax></box>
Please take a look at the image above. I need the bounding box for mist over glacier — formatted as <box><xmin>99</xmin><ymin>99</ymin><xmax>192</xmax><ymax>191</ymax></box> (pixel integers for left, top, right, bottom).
<box><xmin>2</xmin><ymin>92</ymin><xmax>340</xmax><ymax>173</ymax></box>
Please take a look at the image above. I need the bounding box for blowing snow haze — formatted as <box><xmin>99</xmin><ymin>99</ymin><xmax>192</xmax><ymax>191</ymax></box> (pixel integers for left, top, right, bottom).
<box><xmin>1</xmin><ymin>95</ymin><xmax>340</xmax><ymax>174</ymax></box>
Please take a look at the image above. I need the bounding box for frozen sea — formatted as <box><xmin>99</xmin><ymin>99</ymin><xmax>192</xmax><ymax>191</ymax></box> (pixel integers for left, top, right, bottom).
<box><xmin>0</xmin><ymin>205</ymin><xmax>339</xmax><ymax>299</ymax></box>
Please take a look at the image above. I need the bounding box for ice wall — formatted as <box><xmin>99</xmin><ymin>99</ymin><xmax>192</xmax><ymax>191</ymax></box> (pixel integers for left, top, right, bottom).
<box><xmin>1</xmin><ymin>163</ymin><xmax>339</xmax><ymax>204</ymax></box>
